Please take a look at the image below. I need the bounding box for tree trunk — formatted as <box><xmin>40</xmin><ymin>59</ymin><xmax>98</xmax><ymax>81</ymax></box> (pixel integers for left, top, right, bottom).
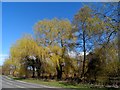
<box><xmin>25</xmin><ymin>66</ymin><xmax>28</xmax><ymax>78</ymax></box>
<box><xmin>36</xmin><ymin>68</ymin><xmax>40</xmax><ymax>78</ymax></box>
<box><xmin>36</xmin><ymin>57</ymin><xmax>41</xmax><ymax>78</ymax></box>
<box><xmin>56</xmin><ymin>39</ymin><xmax>64</xmax><ymax>80</ymax></box>
<box><xmin>81</xmin><ymin>30</ymin><xmax>86</xmax><ymax>79</ymax></box>
<box><xmin>56</xmin><ymin>64</ymin><xmax>62</xmax><ymax>80</ymax></box>
<box><xmin>32</xmin><ymin>66</ymin><xmax>35</xmax><ymax>78</ymax></box>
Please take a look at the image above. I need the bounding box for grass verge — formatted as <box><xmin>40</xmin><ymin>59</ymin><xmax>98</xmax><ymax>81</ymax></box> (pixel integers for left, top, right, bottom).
<box><xmin>8</xmin><ymin>76</ymin><xmax>91</xmax><ymax>88</ymax></box>
<box><xmin>8</xmin><ymin>76</ymin><xmax>111</xmax><ymax>89</ymax></box>
<box><xmin>18</xmin><ymin>78</ymin><xmax>90</xmax><ymax>88</ymax></box>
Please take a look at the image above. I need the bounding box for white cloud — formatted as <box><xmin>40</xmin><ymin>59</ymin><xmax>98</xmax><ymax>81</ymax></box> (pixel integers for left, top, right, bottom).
<box><xmin>68</xmin><ymin>51</ymin><xmax>77</xmax><ymax>58</ymax></box>
<box><xmin>78</xmin><ymin>52</ymin><xmax>89</xmax><ymax>56</ymax></box>
<box><xmin>68</xmin><ymin>51</ymin><xmax>89</xmax><ymax>58</ymax></box>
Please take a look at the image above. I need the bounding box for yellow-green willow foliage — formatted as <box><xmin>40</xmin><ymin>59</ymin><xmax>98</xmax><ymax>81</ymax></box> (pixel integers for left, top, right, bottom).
<box><xmin>9</xmin><ymin>35</ymin><xmax>43</xmax><ymax>77</ymax></box>
<box><xmin>34</xmin><ymin>18</ymin><xmax>76</xmax><ymax>79</ymax></box>
<box><xmin>2</xmin><ymin>58</ymin><xmax>13</xmax><ymax>75</ymax></box>
<box><xmin>34</xmin><ymin>18</ymin><xmax>75</xmax><ymax>47</ymax></box>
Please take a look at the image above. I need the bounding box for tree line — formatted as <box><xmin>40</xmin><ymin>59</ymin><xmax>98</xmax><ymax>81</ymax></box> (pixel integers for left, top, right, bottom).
<box><xmin>2</xmin><ymin>3</ymin><xmax>120</xmax><ymax>85</ymax></box>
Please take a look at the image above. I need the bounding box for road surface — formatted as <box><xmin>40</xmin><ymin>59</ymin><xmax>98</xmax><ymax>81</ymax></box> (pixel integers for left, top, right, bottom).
<box><xmin>1</xmin><ymin>76</ymin><xmax>63</xmax><ymax>90</ymax></box>
<box><xmin>1</xmin><ymin>76</ymin><xmax>72</xmax><ymax>90</ymax></box>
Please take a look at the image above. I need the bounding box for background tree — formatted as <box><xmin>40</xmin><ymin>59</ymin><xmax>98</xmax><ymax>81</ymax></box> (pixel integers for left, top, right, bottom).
<box><xmin>2</xmin><ymin>3</ymin><xmax>119</xmax><ymax>87</ymax></box>
<box><xmin>73</xmin><ymin>6</ymin><xmax>105</xmax><ymax>79</ymax></box>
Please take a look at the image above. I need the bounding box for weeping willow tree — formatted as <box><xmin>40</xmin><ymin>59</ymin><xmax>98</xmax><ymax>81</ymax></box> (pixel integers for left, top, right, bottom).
<box><xmin>9</xmin><ymin>35</ymin><xmax>47</xmax><ymax>78</ymax></box>
<box><xmin>34</xmin><ymin>18</ymin><xmax>76</xmax><ymax>80</ymax></box>
<box><xmin>2</xmin><ymin>58</ymin><xmax>12</xmax><ymax>75</ymax></box>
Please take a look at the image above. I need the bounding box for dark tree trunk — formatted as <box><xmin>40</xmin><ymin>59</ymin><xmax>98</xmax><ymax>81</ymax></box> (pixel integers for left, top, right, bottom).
<box><xmin>32</xmin><ymin>65</ymin><xmax>35</xmax><ymax>78</ymax></box>
<box><xmin>94</xmin><ymin>71</ymin><xmax>97</xmax><ymax>83</ymax></box>
<box><xmin>36</xmin><ymin>67</ymin><xmax>41</xmax><ymax>78</ymax></box>
<box><xmin>36</xmin><ymin>57</ymin><xmax>41</xmax><ymax>78</ymax></box>
<box><xmin>56</xmin><ymin>39</ymin><xmax>64</xmax><ymax>80</ymax></box>
<box><xmin>37</xmin><ymin>70</ymin><xmax>40</xmax><ymax>78</ymax></box>
<box><xmin>81</xmin><ymin>30</ymin><xmax>86</xmax><ymax>79</ymax></box>
<box><xmin>56</xmin><ymin>64</ymin><xmax>62</xmax><ymax>80</ymax></box>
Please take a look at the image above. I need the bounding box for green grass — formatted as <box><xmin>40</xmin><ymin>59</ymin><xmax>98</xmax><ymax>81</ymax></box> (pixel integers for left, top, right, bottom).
<box><xmin>8</xmin><ymin>76</ymin><xmax>112</xmax><ymax>90</ymax></box>
<box><xmin>18</xmin><ymin>78</ymin><xmax>90</xmax><ymax>88</ymax></box>
<box><xmin>9</xmin><ymin>76</ymin><xmax>91</xmax><ymax>88</ymax></box>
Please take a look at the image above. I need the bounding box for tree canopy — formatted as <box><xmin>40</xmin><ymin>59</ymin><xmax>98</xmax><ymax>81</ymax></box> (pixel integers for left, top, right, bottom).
<box><xmin>2</xmin><ymin>3</ymin><xmax>119</xmax><ymax>87</ymax></box>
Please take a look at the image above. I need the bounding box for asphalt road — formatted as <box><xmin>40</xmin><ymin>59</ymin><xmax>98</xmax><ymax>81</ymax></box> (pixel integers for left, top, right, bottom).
<box><xmin>1</xmin><ymin>76</ymin><xmax>72</xmax><ymax>90</ymax></box>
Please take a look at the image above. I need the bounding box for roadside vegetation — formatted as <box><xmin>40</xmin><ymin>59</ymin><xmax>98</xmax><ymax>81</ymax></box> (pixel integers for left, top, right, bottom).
<box><xmin>2</xmin><ymin>3</ymin><xmax>120</xmax><ymax>88</ymax></box>
<box><xmin>9</xmin><ymin>76</ymin><xmax>90</xmax><ymax>88</ymax></box>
